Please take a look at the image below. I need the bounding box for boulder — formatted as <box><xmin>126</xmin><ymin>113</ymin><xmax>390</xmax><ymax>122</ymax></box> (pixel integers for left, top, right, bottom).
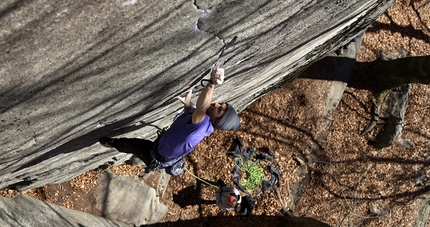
<box><xmin>0</xmin><ymin>194</ymin><xmax>129</xmax><ymax>227</ymax></box>
<box><xmin>95</xmin><ymin>171</ymin><xmax>168</xmax><ymax>226</ymax></box>
<box><xmin>0</xmin><ymin>0</ymin><xmax>394</xmax><ymax>190</ymax></box>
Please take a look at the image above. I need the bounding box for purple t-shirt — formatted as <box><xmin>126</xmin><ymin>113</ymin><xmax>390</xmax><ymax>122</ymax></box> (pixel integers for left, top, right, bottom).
<box><xmin>154</xmin><ymin>109</ymin><xmax>213</xmax><ymax>167</ymax></box>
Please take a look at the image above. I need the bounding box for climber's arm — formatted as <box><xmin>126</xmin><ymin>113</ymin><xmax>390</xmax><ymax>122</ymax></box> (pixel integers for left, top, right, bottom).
<box><xmin>192</xmin><ymin>68</ymin><xmax>224</xmax><ymax>124</ymax></box>
<box><xmin>192</xmin><ymin>82</ymin><xmax>214</xmax><ymax>124</ymax></box>
<box><xmin>177</xmin><ymin>89</ymin><xmax>193</xmax><ymax>112</ymax></box>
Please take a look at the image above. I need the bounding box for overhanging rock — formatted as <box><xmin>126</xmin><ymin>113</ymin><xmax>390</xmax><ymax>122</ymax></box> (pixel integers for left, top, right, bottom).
<box><xmin>0</xmin><ymin>0</ymin><xmax>395</xmax><ymax>190</ymax></box>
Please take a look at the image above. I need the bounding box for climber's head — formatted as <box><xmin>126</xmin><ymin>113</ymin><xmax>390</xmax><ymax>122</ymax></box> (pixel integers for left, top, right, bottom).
<box><xmin>207</xmin><ymin>102</ymin><xmax>240</xmax><ymax>131</ymax></box>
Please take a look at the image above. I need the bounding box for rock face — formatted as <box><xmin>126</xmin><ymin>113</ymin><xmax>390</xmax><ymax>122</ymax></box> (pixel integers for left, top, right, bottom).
<box><xmin>0</xmin><ymin>0</ymin><xmax>394</xmax><ymax>191</ymax></box>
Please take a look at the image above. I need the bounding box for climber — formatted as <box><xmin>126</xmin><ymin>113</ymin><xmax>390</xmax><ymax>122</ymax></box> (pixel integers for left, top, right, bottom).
<box><xmin>99</xmin><ymin>68</ymin><xmax>241</xmax><ymax>176</ymax></box>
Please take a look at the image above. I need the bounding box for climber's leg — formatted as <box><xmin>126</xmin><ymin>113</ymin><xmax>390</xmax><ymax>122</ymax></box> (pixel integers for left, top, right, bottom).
<box><xmin>99</xmin><ymin>137</ymin><xmax>154</xmax><ymax>166</ymax></box>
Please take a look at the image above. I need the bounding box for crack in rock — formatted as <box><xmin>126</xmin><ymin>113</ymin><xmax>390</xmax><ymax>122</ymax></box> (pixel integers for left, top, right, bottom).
<box><xmin>192</xmin><ymin>0</ymin><xmax>226</xmax><ymax>45</ymax></box>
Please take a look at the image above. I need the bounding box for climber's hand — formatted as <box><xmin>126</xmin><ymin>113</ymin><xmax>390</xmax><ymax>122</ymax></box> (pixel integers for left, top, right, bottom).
<box><xmin>177</xmin><ymin>89</ymin><xmax>193</xmax><ymax>110</ymax></box>
<box><xmin>210</xmin><ymin>68</ymin><xmax>224</xmax><ymax>85</ymax></box>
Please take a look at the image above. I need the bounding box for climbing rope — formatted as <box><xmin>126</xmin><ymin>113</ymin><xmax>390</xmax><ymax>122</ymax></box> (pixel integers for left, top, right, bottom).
<box><xmin>237</xmin><ymin>158</ymin><xmax>266</xmax><ymax>193</ymax></box>
<box><xmin>229</xmin><ymin>138</ymin><xmax>281</xmax><ymax>198</ymax></box>
<box><xmin>184</xmin><ymin>168</ymin><xmax>219</xmax><ymax>189</ymax></box>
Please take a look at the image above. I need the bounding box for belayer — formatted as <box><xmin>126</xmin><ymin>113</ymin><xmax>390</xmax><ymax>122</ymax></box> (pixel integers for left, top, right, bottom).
<box><xmin>99</xmin><ymin>68</ymin><xmax>241</xmax><ymax>175</ymax></box>
<box><xmin>215</xmin><ymin>179</ymin><xmax>242</xmax><ymax>211</ymax></box>
<box><xmin>215</xmin><ymin>179</ymin><xmax>255</xmax><ymax>216</ymax></box>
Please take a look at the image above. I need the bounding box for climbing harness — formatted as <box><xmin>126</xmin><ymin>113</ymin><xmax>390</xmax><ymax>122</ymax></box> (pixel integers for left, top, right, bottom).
<box><xmin>145</xmin><ymin>111</ymin><xmax>194</xmax><ymax>175</ymax></box>
<box><xmin>144</xmin><ymin>114</ymin><xmax>179</xmax><ymax>174</ymax></box>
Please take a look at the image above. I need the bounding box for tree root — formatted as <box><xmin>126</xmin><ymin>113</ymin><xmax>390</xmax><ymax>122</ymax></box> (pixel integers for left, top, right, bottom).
<box><xmin>366</xmin><ymin>85</ymin><xmax>411</xmax><ymax>149</ymax></box>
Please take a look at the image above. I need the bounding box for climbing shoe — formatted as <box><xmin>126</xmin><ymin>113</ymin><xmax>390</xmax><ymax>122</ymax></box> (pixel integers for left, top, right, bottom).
<box><xmin>99</xmin><ymin>137</ymin><xmax>115</xmax><ymax>148</ymax></box>
<box><xmin>166</xmin><ymin>160</ymin><xmax>186</xmax><ymax>176</ymax></box>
